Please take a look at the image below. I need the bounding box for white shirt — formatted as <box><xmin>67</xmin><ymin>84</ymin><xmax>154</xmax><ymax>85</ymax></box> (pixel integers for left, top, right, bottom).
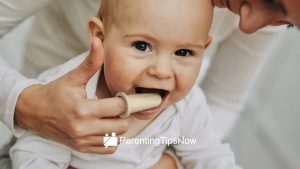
<box><xmin>10</xmin><ymin>53</ymin><xmax>241</xmax><ymax>169</ymax></box>
<box><xmin>0</xmin><ymin>0</ymin><xmax>284</xmax><ymax>137</ymax></box>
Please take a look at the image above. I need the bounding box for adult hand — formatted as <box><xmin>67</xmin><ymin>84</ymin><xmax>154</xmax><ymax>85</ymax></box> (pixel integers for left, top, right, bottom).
<box><xmin>150</xmin><ymin>152</ymin><xmax>178</xmax><ymax>169</ymax></box>
<box><xmin>15</xmin><ymin>37</ymin><xmax>128</xmax><ymax>154</ymax></box>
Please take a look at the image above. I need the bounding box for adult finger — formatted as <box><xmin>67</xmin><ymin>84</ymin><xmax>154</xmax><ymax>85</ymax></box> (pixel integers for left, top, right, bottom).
<box><xmin>79</xmin><ymin>97</ymin><xmax>126</xmax><ymax>118</ymax></box>
<box><xmin>65</xmin><ymin>118</ymin><xmax>129</xmax><ymax>138</ymax></box>
<box><xmin>69</xmin><ymin>37</ymin><xmax>104</xmax><ymax>85</ymax></box>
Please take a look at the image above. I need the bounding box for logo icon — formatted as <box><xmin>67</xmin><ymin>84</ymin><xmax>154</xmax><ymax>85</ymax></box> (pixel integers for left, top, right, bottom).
<box><xmin>104</xmin><ymin>132</ymin><xmax>118</xmax><ymax>148</ymax></box>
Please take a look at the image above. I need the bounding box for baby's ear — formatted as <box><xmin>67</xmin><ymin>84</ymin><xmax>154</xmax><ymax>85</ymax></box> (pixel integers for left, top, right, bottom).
<box><xmin>204</xmin><ymin>36</ymin><xmax>212</xmax><ymax>49</ymax></box>
<box><xmin>88</xmin><ymin>17</ymin><xmax>105</xmax><ymax>41</ymax></box>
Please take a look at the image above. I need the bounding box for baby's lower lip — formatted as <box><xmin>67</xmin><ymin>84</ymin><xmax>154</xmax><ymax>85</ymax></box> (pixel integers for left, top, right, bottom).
<box><xmin>137</xmin><ymin>106</ymin><xmax>161</xmax><ymax>116</ymax></box>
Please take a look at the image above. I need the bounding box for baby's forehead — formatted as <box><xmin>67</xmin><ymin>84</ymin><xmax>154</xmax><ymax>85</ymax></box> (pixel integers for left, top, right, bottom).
<box><xmin>101</xmin><ymin>0</ymin><xmax>212</xmax><ymax>24</ymax></box>
<box><xmin>100</xmin><ymin>0</ymin><xmax>212</xmax><ymax>43</ymax></box>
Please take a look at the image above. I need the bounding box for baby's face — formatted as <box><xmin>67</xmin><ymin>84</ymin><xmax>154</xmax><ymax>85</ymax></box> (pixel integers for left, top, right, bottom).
<box><xmin>101</xmin><ymin>0</ymin><xmax>212</xmax><ymax>120</ymax></box>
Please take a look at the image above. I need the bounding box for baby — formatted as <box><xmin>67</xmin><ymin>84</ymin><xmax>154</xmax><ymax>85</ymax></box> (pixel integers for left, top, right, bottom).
<box><xmin>10</xmin><ymin>0</ymin><xmax>241</xmax><ymax>168</ymax></box>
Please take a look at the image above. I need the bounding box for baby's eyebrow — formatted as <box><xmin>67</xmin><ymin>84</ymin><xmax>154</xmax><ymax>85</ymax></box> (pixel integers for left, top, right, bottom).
<box><xmin>124</xmin><ymin>33</ymin><xmax>205</xmax><ymax>49</ymax></box>
<box><xmin>123</xmin><ymin>33</ymin><xmax>158</xmax><ymax>43</ymax></box>
<box><xmin>178</xmin><ymin>43</ymin><xmax>204</xmax><ymax>49</ymax></box>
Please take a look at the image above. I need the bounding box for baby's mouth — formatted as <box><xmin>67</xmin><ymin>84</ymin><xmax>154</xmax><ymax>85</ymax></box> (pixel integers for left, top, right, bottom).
<box><xmin>134</xmin><ymin>87</ymin><xmax>169</xmax><ymax>100</ymax></box>
<box><xmin>134</xmin><ymin>87</ymin><xmax>170</xmax><ymax>116</ymax></box>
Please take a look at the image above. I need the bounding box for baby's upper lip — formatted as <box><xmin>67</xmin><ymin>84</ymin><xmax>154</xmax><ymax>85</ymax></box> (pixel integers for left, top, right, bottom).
<box><xmin>133</xmin><ymin>86</ymin><xmax>171</xmax><ymax>99</ymax></box>
<box><xmin>134</xmin><ymin>86</ymin><xmax>171</xmax><ymax>93</ymax></box>
<box><xmin>117</xmin><ymin>87</ymin><xmax>170</xmax><ymax>96</ymax></box>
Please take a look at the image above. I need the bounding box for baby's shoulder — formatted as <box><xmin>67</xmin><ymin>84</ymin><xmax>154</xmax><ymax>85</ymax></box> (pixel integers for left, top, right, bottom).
<box><xmin>175</xmin><ymin>85</ymin><xmax>211</xmax><ymax>122</ymax></box>
<box><xmin>172</xmin><ymin>85</ymin><xmax>212</xmax><ymax>135</ymax></box>
<box><xmin>178</xmin><ymin>85</ymin><xmax>208</xmax><ymax>110</ymax></box>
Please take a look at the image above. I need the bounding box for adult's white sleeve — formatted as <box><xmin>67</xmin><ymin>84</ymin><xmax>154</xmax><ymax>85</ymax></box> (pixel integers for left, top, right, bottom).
<box><xmin>0</xmin><ymin>0</ymin><xmax>50</xmax><ymax>36</ymax></box>
<box><xmin>173</xmin><ymin>86</ymin><xmax>242</xmax><ymax>169</ymax></box>
<box><xmin>201</xmin><ymin>27</ymin><xmax>284</xmax><ymax>137</ymax></box>
<box><xmin>0</xmin><ymin>0</ymin><xmax>51</xmax><ymax>136</ymax></box>
<box><xmin>0</xmin><ymin>57</ymin><xmax>40</xmax><ymax>137</ymax></box>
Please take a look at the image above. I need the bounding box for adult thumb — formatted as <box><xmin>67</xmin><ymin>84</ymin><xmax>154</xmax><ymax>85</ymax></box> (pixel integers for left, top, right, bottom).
<box><xmin>70</xmin><ymin>37</ymin><xmax>104</xmax><ymax>85</ymax></box>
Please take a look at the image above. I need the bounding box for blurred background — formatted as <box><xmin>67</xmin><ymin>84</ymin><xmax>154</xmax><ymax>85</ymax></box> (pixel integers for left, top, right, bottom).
<box><xmin>0</xmin><ymin>17</ymin><xmax>300</xmax><ymax>169</ymax></box>
<box><xmin>228</xmin><ymin>29</ymin><xmax>300</xmax><ymax>169</ymax></box>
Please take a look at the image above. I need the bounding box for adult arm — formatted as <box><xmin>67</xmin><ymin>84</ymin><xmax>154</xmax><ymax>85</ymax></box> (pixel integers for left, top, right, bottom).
<box><xmin>0</xmin><ymin>56</ymin><xmax>39</xmax><ymax>136</ymax></box>
<box><xmin>201</xmin><ymin>27</ymin><xmax>284</xmax><ymax>137</ymax></box>
<box><xmin>0</xmin><ymin>0</ymin><xmax>52</xmax><ymax>133</ymax></box>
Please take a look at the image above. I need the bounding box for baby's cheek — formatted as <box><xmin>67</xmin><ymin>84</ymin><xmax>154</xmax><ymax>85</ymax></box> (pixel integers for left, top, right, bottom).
<box><xmin>171</xmin><ymin>78</ymin><xmax>195</xmax><ymax>101</ymax></box>
<box><xmin>179</xmin><ymin>73</ymin><xmax>196</xmax><ymax>89</ymax></box>
<box><xmin>169</xmin><ymin>89</ymin><xmax>190</xmax><ymax>105</ymax></box>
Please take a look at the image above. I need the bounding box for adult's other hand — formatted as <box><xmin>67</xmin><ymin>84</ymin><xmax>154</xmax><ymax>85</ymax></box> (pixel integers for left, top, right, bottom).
<box><xmin>15</xmin><ymin>37</ymin><xmax>128</xmax><ymax>154</ymax></box>
<box><xmin>150</xmin><ymin>152</ymin><xmax>178</xmax><ymax>169</ymax></box>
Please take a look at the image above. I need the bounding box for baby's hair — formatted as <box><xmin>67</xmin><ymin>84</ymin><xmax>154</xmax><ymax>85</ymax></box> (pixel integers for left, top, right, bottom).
<box><xmin>97</xmin><ymin>0</ymin><xmax>119</xmax><ymax>24</ymax></box>
<box><xmin>97</xmin><ymin>0</ymin><xmax>127</xmax><ymax>30</ymax></box>
<box><xmin>97</xmin><ymin>0</ymin><xmax>108</xmax><ymax>20</ymax></box>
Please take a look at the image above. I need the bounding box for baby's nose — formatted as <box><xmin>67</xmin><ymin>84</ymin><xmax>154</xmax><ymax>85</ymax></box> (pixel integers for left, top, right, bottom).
<box><xmin>147</xmin><ymin>57</ymin><xmax>172</xmax><ymax>80</ymax></box>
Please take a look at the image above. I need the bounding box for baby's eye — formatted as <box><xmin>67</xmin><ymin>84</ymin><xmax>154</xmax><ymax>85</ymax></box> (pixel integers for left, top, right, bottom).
<box><xmin>175</xmin><ymin>49</ymin><xmax>193</xmax><ymax>57</ymax></box>
<box><xmin>132</xmin><ymin>41</ymin><xmax>151</xmax><ymax>52</ymax></box>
